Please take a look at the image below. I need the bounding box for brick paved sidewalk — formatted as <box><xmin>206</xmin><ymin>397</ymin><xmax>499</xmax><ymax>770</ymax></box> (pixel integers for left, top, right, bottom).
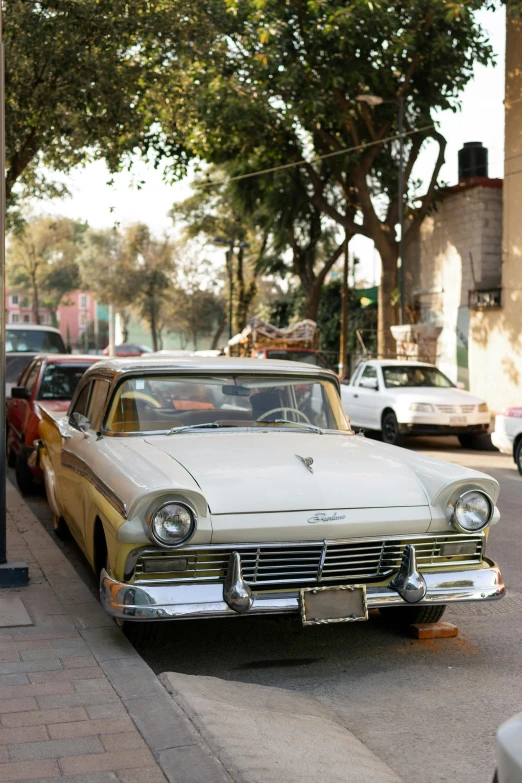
<box><xmin>1</xmin><ymin>481</ymin><xmax>230</xmax><ymax>783</ymax></box>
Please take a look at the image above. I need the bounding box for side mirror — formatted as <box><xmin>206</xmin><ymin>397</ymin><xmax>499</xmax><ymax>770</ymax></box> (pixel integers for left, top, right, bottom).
<box><xmin>10</xmin><ymin>386</ymin><xmax>31</xmax><ymax>400</ymax></box>
<box><xmin>69</xmin><ymin>412</ymin><xmax>91</xmax><ymax>433</ymax></box>
<box><xmin>359</xmin><ymin>378</ymin><xmax>378</xmax><ymax>390</ymax></box>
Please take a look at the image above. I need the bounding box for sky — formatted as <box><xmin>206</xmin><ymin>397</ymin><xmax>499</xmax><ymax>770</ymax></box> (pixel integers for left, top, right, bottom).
<box><xmin>32</xmin><ymin>5</ymin><xmax>506</xmax><ymax>289</ymax></box>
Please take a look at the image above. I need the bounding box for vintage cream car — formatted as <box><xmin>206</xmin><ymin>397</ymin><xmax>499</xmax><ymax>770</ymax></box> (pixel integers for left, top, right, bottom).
<box><xmin>38</xmin><ymin>357</ymin><xmax>505</xmax><ymax>640</ymax></box>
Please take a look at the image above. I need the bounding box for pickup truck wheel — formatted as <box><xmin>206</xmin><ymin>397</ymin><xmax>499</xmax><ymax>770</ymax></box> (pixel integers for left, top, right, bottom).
<box><xmin>381</xmin><ymin>411</ymin><xmax>404</xmax><ymax>447</ymax></box>
<box><xmin>6</xmin><ymin>432</ymin><xmax>16</xmax><ymax>468</ymax></box>
<box><xmin>379</xmin><ymin>604</ymin><xmax>446</xmax><ymax>626</ymax></box>
<box><xmin>15</xmin><ymin>448</ymin><xmax>36</xmax><ymax>495</ymax></box>
<box><xmin>515</xmin><ymin>440</ymin><xmax>522</xmax><ymax>476</ymax></box>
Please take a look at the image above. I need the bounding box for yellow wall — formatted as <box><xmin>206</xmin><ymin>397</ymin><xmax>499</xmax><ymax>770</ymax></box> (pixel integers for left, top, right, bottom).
<box><xmin>469</xmin><ymin>13</ymin><xmax>522</xmax><ymax>412</ymax></box>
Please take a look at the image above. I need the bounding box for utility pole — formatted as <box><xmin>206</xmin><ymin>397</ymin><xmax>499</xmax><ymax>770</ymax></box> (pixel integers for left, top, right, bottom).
<box><xmin>338</xmin><ymin>236</ymin><xmax>349</xmax><ymax>379</ymax></box>
<box><xmin>226</xmin><ymin>247</ymin><xmax>234</xmax><ymax>341</ymax></box>
<box><xmin>397</xmin><ymin>96</ymin><xmax>405</xmax><ymax>325</ymax></box>
<box><xmin>0</xmin><ymin>7</ymin><xmax>28</xmax><ymax>586</ymax></box>
<box><xmin>108</xmin><ymin>304</ymin><xmax>115</xmax><ymax>357</ymax></box>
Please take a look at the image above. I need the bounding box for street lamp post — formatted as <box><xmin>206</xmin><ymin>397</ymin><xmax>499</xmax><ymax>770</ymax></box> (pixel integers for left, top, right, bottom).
<box><xmin>0</xmin><ymin>7</ymin><xmax>28</xmax><ymax>587</ymax></box>
<box><xmin>212</xmin><ymin>237</ymin><xmax>250</xmax><ymax>341</ymax></box>
<box><xmin>356</xmin><ymin>93</ymin><xmax>406</xmax><ymax>324</ymax></box>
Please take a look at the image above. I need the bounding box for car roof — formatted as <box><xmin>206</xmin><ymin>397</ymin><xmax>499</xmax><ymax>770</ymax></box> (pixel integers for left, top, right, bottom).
<box><xmin>362</xmin><ymin>359</ymin><xmax>435</xmax><ymax>368</ymax></box>
<box><xmin>7</xmin><ymin>324</ymin><xmax>62</xmax><ymax>334</ymax></box>
<box><xmin>31</xmin><ymin>354</ymin><xmax>101</xmax><ymax>364</ymax></box>
<box><xmin>83</xmin><ymin>355</ymin><xmax>338</xmax><ymax>378</ymax></box>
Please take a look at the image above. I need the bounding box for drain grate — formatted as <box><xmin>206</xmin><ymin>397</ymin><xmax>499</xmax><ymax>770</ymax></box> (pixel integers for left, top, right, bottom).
<box><xmin>446</xmin><ymin>592</ymin><xmax>522</xmax><ymax>616</ymax></box>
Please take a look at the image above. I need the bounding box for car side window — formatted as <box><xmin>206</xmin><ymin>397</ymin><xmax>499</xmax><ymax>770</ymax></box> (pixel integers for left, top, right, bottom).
<box><xmin>86</xmin><ymin>380</ymin><xmax>111</xmax><ymax>431</ymax></box>
<box><xmin>24</xmin><ymin>362</ymin><xmax>41</xmax><ymax>394</ymax></box>
<box><xmin>358</xmin><ymin>365</ymin><xmax>378</xmax><ymax>386</ymax></box>
<box><xmin>71</xmin><ymin>383</ymin><xmax>92</xmax><ymax>418</ymax></box>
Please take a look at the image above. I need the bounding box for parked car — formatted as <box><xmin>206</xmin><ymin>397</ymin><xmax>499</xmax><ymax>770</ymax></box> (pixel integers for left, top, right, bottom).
<box><xmin>491</xmin><ymin>407</ymin><xmax>522</xmax><ymax>473</ymax></box>
<box><xmin>255</xmin><ymin>347</ymin><xmax>328</xmax><ymax>367</ymax></box>
<box><xmin>38</xmin><ymin>356</ymin><xmax>504</xmax><ymax>646</ymax></box>
<box><xmin>103</xmin><ymin>344</ymin><xmax>152</xmax><ymax>357</ymax></box>
<box><xmin>5</xmin><ymin>325</ymin><xmax>66</xmax><ymax>398</ymax></box>
<box><xmin>7</xmin><ymin>354</ymin><xmax>100</xmax><ymax>493</ymax></box>
<box><xmin>495</xmin><ymin>711</ymin><xmax>522</xmax><ymax>783</ymax></box>
<box><xmin>341</xmin><ymin>360</ymin><xmax>491</xmax><ymax>448</ymax></box>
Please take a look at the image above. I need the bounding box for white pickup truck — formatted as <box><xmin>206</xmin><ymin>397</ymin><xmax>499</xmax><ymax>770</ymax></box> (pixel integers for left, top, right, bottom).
<box><xmin>491</xmin><ymin>407</ymin><xmax>522</xmax><ymax>473</ymax></box>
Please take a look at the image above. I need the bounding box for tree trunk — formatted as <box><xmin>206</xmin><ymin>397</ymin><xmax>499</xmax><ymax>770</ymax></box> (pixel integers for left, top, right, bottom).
<box><xmin>150</xmin><ymin>305</ymin><xmax>158</xmax><ymax>352</ymax></box>
<box><xmin>302</xmin><ymin>280</ymin><xmax>322</xmax><ymax>322</ymax></box>
<box><xmin>31</xmin><ymin>271</ymin><xmax>40</xmax><ymax>325</ymax></box>
<box><xmin>211</xmin><ymin>314</ymin><xmax>226</xmax><ymax>350</ymax></box>
<box><xmin>378</xmin><ymin>249</ymin><xmax>398</xmax><ymax>358</ymax></box>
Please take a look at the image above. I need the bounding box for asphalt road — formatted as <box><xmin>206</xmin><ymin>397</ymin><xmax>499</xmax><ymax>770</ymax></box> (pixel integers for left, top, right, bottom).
<box><xmin>12</xmin><ymin>436</ymin><xmax>522</xmax><ymax>783</ymax></box>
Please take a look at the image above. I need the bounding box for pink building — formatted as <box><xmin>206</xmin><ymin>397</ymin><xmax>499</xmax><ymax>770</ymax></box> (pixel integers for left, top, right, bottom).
<box><xmin>6</xmin><ymin>289</ymin><xmax>97</xmax><ymax>349</ymax></box>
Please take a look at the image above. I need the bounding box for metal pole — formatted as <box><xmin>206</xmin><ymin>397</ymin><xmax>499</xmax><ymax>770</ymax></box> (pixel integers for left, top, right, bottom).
<box><xmin>338</xmin><ymin>236</ymin><xmax>349</xmax><ymax>379</ymax></box>
<box><xmin>397</xmin><ymin>96</ymin><xmax>405</xmax><ymax>325</ymax></box>
<box><xmin>0</xmin><ymin>6</ymin><xmax>6</xmax><ymax>567</ymax></box>
<box><xmin>0</xmin><ymin>8</ymin><xmax>27</xmax><ymax>586</ymax></box>
<box><xmin>227</xmin><ymin>246</ymin><xmax>234</xmax><ymax>340</ymax></box>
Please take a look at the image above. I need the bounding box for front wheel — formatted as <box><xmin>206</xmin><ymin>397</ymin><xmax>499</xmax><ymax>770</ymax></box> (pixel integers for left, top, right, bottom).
<box><xmin>379</xmin><ymin>604</ymin><xmax>446</xmax><ymax>626</ymax></box>
<box><xmin>15</xmin><ymin>448</ymin><xmax>37</xmax><ymax>495</ymax></box>
<box><xmin>53</xmin><ymin>514</ymin><xmax>70</xmax><ymax>540</ymax></box>
<box><xmin>118</xmin><ymin>619</ymin><xmax>165</xmax><ymax>650</ymax></box>
<box><xmin>515</xmin><ymin>440</ymin><xmax>522</xmax><ymax>476</ymax></box>
<box><xmin>381</xmin><ymin>411</ymin><xmax>404</xmax><ymax>446</ymax></box>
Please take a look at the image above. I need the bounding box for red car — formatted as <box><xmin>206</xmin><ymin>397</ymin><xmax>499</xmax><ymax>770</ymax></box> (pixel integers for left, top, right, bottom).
<box><xmin>6</xmin><ymin>354</ymin><xmax>100</xmax><ymax>494</ymax></box>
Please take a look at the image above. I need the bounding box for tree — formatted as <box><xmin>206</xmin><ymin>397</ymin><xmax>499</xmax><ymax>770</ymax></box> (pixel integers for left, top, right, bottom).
<box><xmin>3</xmin><ymin>0</ymin><xmax>211</xmax><ymax>220</ymax></box>
<box><xmin>7</xmin><ymin>217</ymin><xmax>84</xmax><ymax>323</ymax></box>
<box><xmin>78</xmin><ymin>227</ymin><xmax>140</xmax><ymax>341</ymax></box>
<box><xmin>171</xmin><ymin>180</ymin><xmax>268</xmax><ymax>335</ymax></box>
<box><xmin>162</xmin><ymin>0</ymin><xmax>497</xmax><ymax>354</ymax></box>
<box><xmin>126</xmin><ymin>225</ymin><xmax>177</xmax><ymax>352</ymax></box>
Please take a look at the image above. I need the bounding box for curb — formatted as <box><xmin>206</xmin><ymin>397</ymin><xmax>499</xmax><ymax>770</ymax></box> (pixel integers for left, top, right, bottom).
<box><xmin>6</xmin><ymin>479</ymin><xmax>232</xmax><ymax>783</ymax></box>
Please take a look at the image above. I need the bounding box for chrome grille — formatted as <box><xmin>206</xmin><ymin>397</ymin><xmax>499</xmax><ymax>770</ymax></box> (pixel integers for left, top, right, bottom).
<box><xmin>460</xmin><ymin>405</ymin><xmax>475</xmax><ymax>414</ymax></box>
<box><xmin>437</xmin><ymin>405</ymin><xmax>457</xmax><ymax>414</ymax></box>
<box><xmin>132</xmin><ymin>533</ymin><xmax>484</xmax><ymax>587</ymax></box>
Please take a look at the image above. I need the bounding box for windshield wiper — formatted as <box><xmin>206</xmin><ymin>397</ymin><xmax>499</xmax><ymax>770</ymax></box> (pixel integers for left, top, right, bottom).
<box><xmin>166</xmin><ymin>422</ymin><xmax>221</xmax><ymax>435</ymax></box>
<box><xmin>256</xmin><ymin>419</ymin><xmax>323</xmax><ymax>434</ymax></box>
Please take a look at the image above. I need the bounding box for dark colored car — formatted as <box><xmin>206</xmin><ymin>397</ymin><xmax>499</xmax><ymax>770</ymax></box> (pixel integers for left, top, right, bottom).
<box><xmin>5</xmin><ymin>325</ymin><xmax>66</xmax><ymax>398</ymax></box>
<box><xmin>255</xmin><ymin>347</ymin><xmax>328</xmax><ymax>367</ymax></box>
<box><xmin>6</xmin><ymin>354</ymin><xmax>100</xmax><ymax>493</ymax></box>
<box><xmin>102</xmin><ymin>344</ymin><xmax>152</xmax><ymax>357</ymax></box>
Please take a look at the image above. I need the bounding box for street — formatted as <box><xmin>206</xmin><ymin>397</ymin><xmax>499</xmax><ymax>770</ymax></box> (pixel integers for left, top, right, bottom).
<box><xmin>13</xmin><ymin>436</ymin><xmax>522</xmax><ymax>783</ymax></box>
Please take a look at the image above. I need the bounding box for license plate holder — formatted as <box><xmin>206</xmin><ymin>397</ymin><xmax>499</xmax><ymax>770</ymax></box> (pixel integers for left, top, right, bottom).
<box><xmin>450</xmin><ymin>416</ymin><xmax>467</xmax><ymax>426</ymax></box>
<box><xmin>300</xmin><ymin>585</ymin><xmax>368</xmax><ymax>626</ymax></box>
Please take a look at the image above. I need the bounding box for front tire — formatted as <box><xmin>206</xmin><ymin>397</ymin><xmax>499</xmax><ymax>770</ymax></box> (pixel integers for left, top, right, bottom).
<box><xmin>53</xmin><ymin>514</ymin><xmax>70</xmax><ymax>540</ymax></box>
<box><xmin>120</xmin><ymin>620</ymin><xmax>164</xmax><ymax>650</ymax></box>
<box><xmin>379</xmin><ymin>604</ymin><xmax>446</xmax><ymax>626</ymax></box>
<box><xmin>15</xmin><ymin>447</ymin><xmax>37</xmax><ymax>495</ymax></box>
<box><xmin>381</xmin><ymin>411</ymin><xmax>404</xmax><ymax>446</ymax></box>
<box><xmin>515</xmin><ymin>439</ymin><xmax>522</xmax><ymax>476</ymax></box>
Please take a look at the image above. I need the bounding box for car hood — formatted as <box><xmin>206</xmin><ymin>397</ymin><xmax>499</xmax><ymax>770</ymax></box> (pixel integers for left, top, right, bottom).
<box><xmin>386</xmin><ymin>387</ymin><xmax>485</xmax><ymax>406</ymax></box>
<box><xmin>144</xmin><ymin>431</ymin><xmax>429</xmax><ymax>514</ymax></box>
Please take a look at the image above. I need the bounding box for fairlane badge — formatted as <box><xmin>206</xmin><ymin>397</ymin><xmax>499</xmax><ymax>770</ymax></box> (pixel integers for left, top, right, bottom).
<box><xmin>308</xmin><ymin>512</ymin><xmax>346</xmax><ymax>523</ymax></box>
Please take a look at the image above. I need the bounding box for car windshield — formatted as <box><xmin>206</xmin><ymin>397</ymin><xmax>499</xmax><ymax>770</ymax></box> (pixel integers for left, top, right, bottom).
<box><xmin>105</xmin><ymin>374</ymin><xmax>350</xmax><ymax>434</ymax></box>
<box><xmin>38</xmin><ymin>364</ymin><xmax>92</xmax><ymax>401</ymax></box>
<box><xmin>6</xmin><ymin>329</ymin><xmax>65</xmax><ymax>354</ymax></box>
<box><xmin>382</xmin><ymin>366</ymin><xmax>454</xmax><ymax>388</ymax></box>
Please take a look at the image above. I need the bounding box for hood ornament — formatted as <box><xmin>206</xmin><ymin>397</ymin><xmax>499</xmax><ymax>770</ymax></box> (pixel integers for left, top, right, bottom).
<box><xmin>295</xmin><ymin>454</ymin><xmax>314</xmax><ymax>474</ymax></box>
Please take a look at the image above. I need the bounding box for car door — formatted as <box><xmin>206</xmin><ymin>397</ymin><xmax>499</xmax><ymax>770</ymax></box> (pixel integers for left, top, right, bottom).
<box><xmin>344</xmin><ymin>364</ymin><xmax>381</xmax><ymax>429</ymax></box>
<box><xmin>58</xmin><ymin>381</ymin><xmax>93</xmax><ymax>545</ymax></box>
<box><xmin>75</xmin><ymin>379</ymin><xmax>112</xmax><ymax>545</ymax></box>
<box><xmin>8</xmin><ymin>360</ymin><xmax>41</xmax><ymax>451</ymax></box>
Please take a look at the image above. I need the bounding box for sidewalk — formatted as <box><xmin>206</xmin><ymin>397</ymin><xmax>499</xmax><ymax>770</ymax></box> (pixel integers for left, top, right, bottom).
<box><xmin>2</xmin><ymin>479</ymin><xmax>230</xmax><ymax>783</ymax></box>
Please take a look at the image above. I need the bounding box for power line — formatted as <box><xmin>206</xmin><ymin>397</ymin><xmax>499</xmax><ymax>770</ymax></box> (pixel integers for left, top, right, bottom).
<box><xmin>198</xmin><ymin>124</ymin><xmax>435</xmax><ymax>188</ymax></box>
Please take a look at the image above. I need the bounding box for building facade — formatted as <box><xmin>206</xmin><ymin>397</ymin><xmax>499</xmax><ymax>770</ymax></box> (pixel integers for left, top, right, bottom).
<box><xmin>5</xmin><ymin>290</ymin><xmax>97</xmax><ymax>350</ymax></box>
<box><xmin>468</xmin><ymin>12</ymin><xmax>522</xmax><ymax>411</ymax></box>
<box><xmin>405</xmin><ymin>179</ymin><xmax>502</xmax><ymax>388</ymax></box>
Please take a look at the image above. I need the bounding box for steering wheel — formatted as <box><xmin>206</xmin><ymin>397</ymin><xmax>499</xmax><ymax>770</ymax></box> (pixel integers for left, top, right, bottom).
<box><xmin>121</xmin><ymin>391</ymin><xmax>162</xmax><ymax>409</ymax></box>
<box><xmin>257</xmin><ymin>407</ymin><xmax>311</xmax><ymax>424</ymax></box>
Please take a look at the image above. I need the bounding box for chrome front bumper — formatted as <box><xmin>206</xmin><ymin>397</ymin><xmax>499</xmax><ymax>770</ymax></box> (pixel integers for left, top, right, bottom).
<box><xmin>100</xmin><ymin>557</ymin><xmax>505</xmax><ymax>622</ymax></box>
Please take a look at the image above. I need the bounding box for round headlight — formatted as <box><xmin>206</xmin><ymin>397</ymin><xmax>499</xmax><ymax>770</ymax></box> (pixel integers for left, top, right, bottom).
<box><xmin>452</xmin><ymin>490</ymin><xmax>492</xmax><ymax>533</ymax></box>
<box><xmin>149</xmin><ymin>502</ymin><xmax>195</xmax><ymax>546</ymax></box>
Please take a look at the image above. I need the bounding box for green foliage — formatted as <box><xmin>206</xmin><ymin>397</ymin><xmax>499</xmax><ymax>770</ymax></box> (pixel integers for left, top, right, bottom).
<box><xmin>316</xmin><ymin>280</ymin><xmax>377</xmax><ymax>367</ymax></box>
